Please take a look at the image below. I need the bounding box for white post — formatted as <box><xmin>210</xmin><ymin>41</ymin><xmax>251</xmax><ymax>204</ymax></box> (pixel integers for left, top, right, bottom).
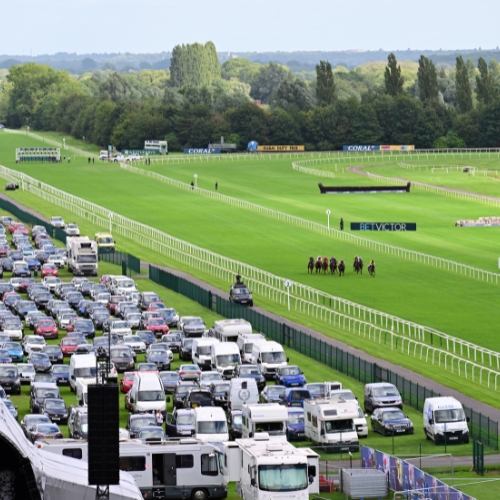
<box><xmin>194</xmin><ymin>174</ymin><xmax>198</xmax><ymax>187</ymax></box>
<box><xmin>63</xmin><ymin>138</ymin><xmax>66</xmax><ymax>149</ymax></box>
<box><xmin>109</xmin><ymin>212</ymin><xmax>113</xmax><ymax>235</ymax></box>
<box><xmin>21</xmin><ymin>176</ymin><xmax>24</xmax><ymax>191</ymax></box>
<box><xmin>326</xmin><ymin>209</ymin><xmax>331</xmax><ymax>230</ymax></box>
<box><xmin>285</xmin><ymin>280</ymin><xmax>291</xmax><ymax>311</ymax></box>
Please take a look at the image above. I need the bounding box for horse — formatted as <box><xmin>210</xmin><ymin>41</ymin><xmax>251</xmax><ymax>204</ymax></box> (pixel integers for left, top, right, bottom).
<box><xmin>338</xmin><ymin>260</ymin><xmax>345</xmax><ymax>276</ymax></box>
<box><xmin>307</xmin><ymin>257</ymin><xmax>314</xmax><ymax>274</ymax></box>
<box><xmin>314</xmin><ymin>259</ymin><xmax>322</xmax><ymax>273</ymax></box>
<box><xmin>329</xmin><ymin>257</ymin><xmax>338</xmax><ymax>275</ymax></box>
<box><xmin>368</xmin><ymin>263</ymin><xmax>376</xmax><ymax>277</ymax></box>
<box><xmin>354</xmin><ymin>257</ymin><xmax>363</xmax><ymax>274</ymax></box>
<box><xmin>321</xmin><ymin>258</ymin><xmax>329</xmax><ymax>274</ymax></box>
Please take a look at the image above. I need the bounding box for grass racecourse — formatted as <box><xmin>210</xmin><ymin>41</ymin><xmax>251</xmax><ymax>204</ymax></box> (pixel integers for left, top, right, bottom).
<box><xmin>1</xmin><ymin>131</ymin><xmax>500</xmax><ymax>411</ymax></box>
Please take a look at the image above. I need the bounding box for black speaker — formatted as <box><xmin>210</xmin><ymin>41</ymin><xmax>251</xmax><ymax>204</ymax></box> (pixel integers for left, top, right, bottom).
<box><xmin>88</xmin><ymin>384</ymin><xmax>120</xmax><ymax>485</ymax></box>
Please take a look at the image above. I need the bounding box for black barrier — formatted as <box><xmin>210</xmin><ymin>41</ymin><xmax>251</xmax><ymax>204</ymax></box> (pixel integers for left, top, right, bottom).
<box><xmin>351</xmin><ymin>222</ymin><xmax>417</xmax><ymax>231</ymax></box>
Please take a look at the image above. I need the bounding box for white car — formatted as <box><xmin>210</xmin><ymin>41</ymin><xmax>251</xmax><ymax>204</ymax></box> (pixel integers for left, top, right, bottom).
<box><xmin>22</xmin><ymin>335</ymin><xmax>46</xmax><ymax>355</ymax></box>
<box><xmin>124</xmin><ymin>312</ymin><xmax>142</xmax><ymax>330</ymax></box>
<box><xmin>42</xmin><ymin>277</ymin><xmax>61</xmax><ymax>292</ymax></box>
<box><xmin>95</xmin><ymin>292</ymin><xmax>111</xmax><ymax>305</ymax></box>
<box><xmin>109</xmin><ymin>320</ymin><xmax>132</xmax><ymax>339</ymax></box>
<box><xmin>17</xmin><ymin>363</ymin><xmax>36</xmax><ymax>384</ymax></box>
<box><xmin>64</xmin><ymin>223</ymin><xmax>80</xmax><ymax>236</ymax></box>
<box><xmin>50</xmin><ymin>216</ymin><xmax>65</xmax><ymax>228</ymax></box>
<box><xmin>125</xmin><ymin>154</ymin><xmax>143</xmax><ymax>162</ymax></box>
<box><xmin>47</xmin><ymin>255</ymin><xmax>65</xmax><ymax>269</ymax></box>
<box><xmin>110</xmin><ymin>154</ymin><xmax>125</xmax><ymax>163</ymax></box>
<box><xmin>58</xmin><ymin>312</ymin><xmax>78</xmax><ymax>330</ymax></box>
<box><xmin>3</xmin><ymin>319</ymin><xmax>23</xmax><ymax>341</ymax></box>
<box><xmin>122</xmin><ymin>335</ymin><xmax>146</xmax><ymax>354</ymax></box>
<box><xmin>354</xmin><ymin>405</ymin><xmax>369</xmax><ymax>438</ymax></box>
<box><xmin>97</xmin><ymin>361</ymin><xmax>118</xmax><ymax>381</ymax></box>
<box><xmin>199</xmin><ymin>371</ymin><xmax>223</xmax><ymax>388</ymax></box>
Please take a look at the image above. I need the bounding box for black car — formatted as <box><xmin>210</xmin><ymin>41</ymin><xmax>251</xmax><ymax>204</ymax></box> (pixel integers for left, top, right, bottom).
<box><xmin>173</xmin><ymin>381</ymin><xmax>198</xmax><ymax>409</ymax></box>
<box><xmin>209</xmin><ymin>381</ymin><xmax>231</xmax><ymax>408</ymax></box>
<box><xmin>159</xmin><ymin>371</ymin><xmax>181</xmax><ymax>394</ymax></box>
<box><xmin>229</xmin><ymin>274</ymin><xmax>253</xmax><ymax>306</ymax></box>
<box><xmin>235</xmin><ymin>364</ymin><xmax>266</xmax><ymax>392</ymax></box>
<box><xmin>228</xmin><ymin>410</ymin><xmax>242</xmax><ymax>440</ymax></box>
<box><xmin>42</xmin><ymin>345</ymin><xmax>64</xmax><ymax>364</ymax></box>
<box><xmin>110</xmin><ymin>346</ymin><xmax>135</xmax><ymax>373</ymax></box>
<box><xmin>41</xmin><ymin>398</ymin><xmax>69</xmax><ymax>424</ymax></box>
<box><xmin>30</xmin><ymin>382</ymin><xmax>61</xmax><ymax>413</ymax></box>
<box><xmin>20</xmin><ymin>414</ymin><xmax>51</xmax><ymax>441</ymax></box>
<box><xmin>371</xmin><ymin>407</ymin><xmax>414</xmax><ymax>436</ymax></box>
<box><xmin>12</xmin><ymin>265</ymin><xmax>30</xmax><ymax>278</ymax></box>
<box><xmin>127</xmin><ymin>413</ymin><xmax>158</xmax><ymax>439</ymax></box>
<box><xmin>184</xmin><ymin>388</ymin><xmax>213</xmax><ymax>409</ymax></box>
<box><xmin>146</xmin><ymin>348</ymin><xmax>171</xmax><ymax>371</ymax></box>
<box><xmin>180</xmin><ymin>338</ymin><xmax>194</xmax><ymax>361</ymax></box>
<box><xmin>67</xmin><ymin>406</ymin><xmax>88</xmax><ymax>440</ymax></box>
<box><xmin>28</xmin><ymin>352</ymin><xmax>52</xmax><ymax>372</ymax></box>
<box><xmin>0</xmin><ymin>364</ymin><xmax>21</xmax><ymax>394</ymax></box>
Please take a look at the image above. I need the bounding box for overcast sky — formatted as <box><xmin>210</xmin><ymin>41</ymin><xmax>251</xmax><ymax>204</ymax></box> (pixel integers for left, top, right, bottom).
<box><xmin>2</xmin><ymin>0</ymin><xmax>498</xmax><ymax>55</ymax></box>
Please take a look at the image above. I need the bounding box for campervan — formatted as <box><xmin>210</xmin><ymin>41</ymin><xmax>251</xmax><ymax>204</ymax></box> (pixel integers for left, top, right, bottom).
<box><xmin>66</xmin><ymin>237</ymin><xmax>98</xmax><ymax>276</ymax></box>
<box><xmin>304</xmin><ymin>398</ymin><xmax>360</xmax><ymax>452</ymax></box>
<box><xmin>128</xmin><ymin>372</ymin><xmax>166</xmax><ymax>414</ymax></box>
<box><xmin>194</xmin><ymin>406</ymin><xmax>229</xmax><ymax>443</ymax></box>
<box><xmin>423</xmin><ymin>397</ymin><xmax>470</xmax><ymax>444</ymax></box>
<box><xmin>211</xmin><ymin>343</ymin><xmax>241</xmax><ymax>379</ymax></box>
<box><xmin>241</xmin><ymin>403</ymin><xmax>288</xmax><ymax>439</ymax></box>
<box><xmin>69</xmin><ymin>354</ymin><xmax>96</xmax><ymax>392</ymax></box>
<box><xmin>211</xmin><ymin>319</ymin><xmax>252</xmax><ymax>343</ymax></box>
<box><xmin>237</xmin><ymin>333</ymin><xmax>266</xmax><ymax>364</ymax></box>
<box><xmin>228</xmin><ymin>378</ymin><xmax>259</xmax><ymax>411</ymax></box>
<box><xmin>192</xmin><ymin>338</ymin><xmax>220</xmax><ymax>370</ymax></box>
<box><xmin>250</xmin><ymin>341</ymin><xmax>288</xmax><ymax>379</ymax></box>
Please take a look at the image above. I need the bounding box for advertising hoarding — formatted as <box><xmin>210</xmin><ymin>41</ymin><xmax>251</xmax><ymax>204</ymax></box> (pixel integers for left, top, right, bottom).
<box><xmin>257</xmin><ymin>145</ymin><xmax>305</xmax><ymax>152</ymax></box>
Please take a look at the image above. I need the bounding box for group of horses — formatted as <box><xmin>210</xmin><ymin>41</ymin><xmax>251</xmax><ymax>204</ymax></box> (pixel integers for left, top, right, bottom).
<box><xmin>308</xmin><ymin>256</ymin><xmax>376</xmax><ymax>277</ymax></box>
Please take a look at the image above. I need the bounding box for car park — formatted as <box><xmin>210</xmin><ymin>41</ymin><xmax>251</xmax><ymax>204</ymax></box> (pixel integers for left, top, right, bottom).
<box><xmin>234</xmin><ymin>364</ymin><xmax>266</xmax><ymax>391</ymax></box>
<box><xmin>371</xmin><ymin>407</ymin><xmax>414</xmax><ymax>436</ymax></box>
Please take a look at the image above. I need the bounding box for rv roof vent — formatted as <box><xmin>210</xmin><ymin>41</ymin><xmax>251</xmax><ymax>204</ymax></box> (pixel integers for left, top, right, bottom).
<box><xmin>179</xmin><ymin>438</ymin><xmax>199</xmax><ymax>445</ymax></box>
<box><xmin>266</xmin><ymin>442</ymin><xmax>283</xmax><ymax>452</ymax></box>
<box><xmin>253</xmin><ymin>432</ymin><xmax>270</xmax><ymax>441</ymax></box>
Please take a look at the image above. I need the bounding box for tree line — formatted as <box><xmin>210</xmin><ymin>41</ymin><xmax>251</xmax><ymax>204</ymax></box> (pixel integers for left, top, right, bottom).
<box><xmin>1</xmin><ymin>42</ymin><xmax>500</xmax><ymax>150</ymax></box>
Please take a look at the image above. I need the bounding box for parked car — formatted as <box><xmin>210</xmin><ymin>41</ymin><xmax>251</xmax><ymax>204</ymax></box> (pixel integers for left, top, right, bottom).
<box><xmin>160</xmin><ymin>333</ymin><xmax>182</xmax><ymax>353</ymax></box>
<box><xmin>178</xmin><ymin>364</ymin><xmax>201</xmax><ymax>381</ymax></box>
<box><xmin>209</xmin><ymin>381</ymin><xmax>231</xmax><ymax>408</ymax></box>
<box><xmin>1</xmin><ymin>341</ymin><xmax>24</xmax><ymax>363</ymax></box>
<box><xmin>17</xmin><ymin>363</ymin><xmax>36</xmax><ymax>384</ymax></box>
<box><xmin>29</xmin><ymin>382</ymin><xmax>60</xmax><ymax>413</ymax></box>
<box><xmin>229</xmin><ymin>275</ymin><xmax>253</xmax><ymax>306</ymax></box>
<box><xmin>43</xmin><ymin>345</ymin><xmax>64</xmax><ymax>364</ymax></box>
<box><xmin>286</xmin><ymin>408</ymin><xmax>305</xmax><ymax>440</ymax></box>
<box><xmin>159</xmin><ymin>371</ymin><xmax>181</xmax><ymax>394</ymax></box>
<box><xmin>146</xmin><ymin>344</ymin><xmax>173</xmax><ymax>370</ymax></box>
<box><xmin>173</xmin><ymin>381</ymin><xmax>198</xmax><ymax>409</ymax></box>
<box><xmin>64</xmin><ymin>223</ymin><xmax>80</xmax><ymax>236</ymax></box>
<box><xmin>165</xmin><ymin>408</ymin><xmax>195</xmax><ymax>438</ymax></box>
<box><xmin>180</xmin><ymin>338</ymin><xmax>194</xmax><ymax>361</ymax></box>
<box><xmin>371</xmin><ymin>407</ymin><xmax>414</xmax><ymax>436</ymax></box>
<box><xmin>137</xmin><ymin>426</ymin><xmax>166</xmax><ymax>442</ymax></box>
<box><xmin>199</xmin><ymin>371</ymin><xmax>222</xmax><ymax>388</ymax></box>
<box><xmin>145</xmin><ymin>318</ymin><xmax>169</xmax><ymax>338</ymax></box>
<box><xmin>120</xmin><ymin>372</ymin><xmax>136</xmax><ymax>393</ymax></box>
<box><xmin>35</xmin><ymin>318</ymin><xmax>59</xmax><ymax>340</ymax></box>
<box><xmin>0</xmin><ymin>364</ymin><xmax>21</xmax><ymax>394</ymax></box>
<box><xmin>178</xmin><ymin>316</ymin><xmax>205</xmax><ymax>337</ymax></box>
<box><xmin>228</xmin><ymin>409</ymin><xmax>242</xmax><ymax>440</ymax></box>
<box><xmin>110</xmin><ymin>345</ymin><xmax>135</xmax><ymax>373</ymax></box>
<box><xmin>126</xmin><ymin>413</ymin><xmax>158</xmax><ymax>439</ymax></box>
<box><xmin>260</xmin><ymin>385</ymin><xmax>286</xmax><ymax>404</ymax></box>
<box><xmin>122</xmin><ymin>335</ymin><xmax>146</xmax><ymax>354</ymax></box>
<box><xmin>183</xmin><ymin>388</ymin><xmax>213</xmax><ymax>409</ymax></box>
<box><xmin>278</xmin><ymin>388</ymin><xmax>312</xmax><ymax>408</ymax></box>
<box><xmin>41</xmin><ymin>398</ymin><xmax>69</xmax><ymax>424</ymax></box>
<box><xmin>235</xmin><ymin>364</ymin><xmax>266</xmax><ymax>392</ymax></box>
<box><xmin>31</xmin><ymin>422</ymin><xmax>63</xmax><ymax>442</ymax></box>
<box><xmin>50</xmin><ymin>216</ymin><xmax>65</xmax><ymax>228</ymax></box>
<box><xmin>27</xmin><ymin>352</ymin><xmax>52</xmax><ymax>372</ymax></box>
<box><xmin>67</xmin><ymin>406</ymin><xmax>88</xmax><ymax>440</ymax></box>
<box><xmin>22</xmin><ymin>335</ymin><xmax>46</xmax><ymax>354</ymax></box>
<box><xmin>20</xmin><ymin>414</ymin><xmax>52</xmax><ymax>442</ymax></box>
<box><xmin>274</xmin><ymin>365</ymin><xmax>306</xmax><ymax>388</ymax></box>
<box><xmin>50</xmin><ymin>364</ymin><xmax>70</xmax><ymax>386</ymax></box>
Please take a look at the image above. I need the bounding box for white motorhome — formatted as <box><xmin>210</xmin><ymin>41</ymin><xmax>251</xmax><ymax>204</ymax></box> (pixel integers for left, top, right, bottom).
<box><xmin>304</xmin><ymin>398</ymin><xmax>360</xmax><ymax>452</ymax></box>
<box><xmin>423</xmin><ymin>396</ymin><xmax>470</xmax><ymax>444</ymax></box>
<box><xmin>211</xmin><ymin>319</ymin><xmax>252</xmax><ymax>343</ymax></box>
<box><xmin>229</xmin><ymin>378</ymin><xmax>259</xmax><ymax>411</ymax></box>
<box><xmin>211</xmin><ymin>343</ymin><xmax>241</xmax><ymax>379</ymax></box>
<box><xmin>66</xmin><ymin>236</ymin><xmax>98</xmax><ymax>276</ymax></box>
<box><xmin>228</xmin><ymin>434</ymin><xmax>319</xmax><ymax>499</ymax></box>
<box><xmin>128</xmin><ymin>372</ymin><xmax>166</xmax><ymax>414</ymax></box>
<box><xmin>69</xmin><ymin>354</ymin><xmax>97</xmax><ymax>392</ymax></box>
<box><xmin>237</xmin><ymin>333</ymin><xmax>266</xmax><ymax>364</ymax></box>
<box><xmin>37</xmin><ymin>438</ymin><xmax>228</xmax><ymax>500</ymax></box>
<box><xmin>194</xmin><ymin>407</ymin><xmax>229</xmax><ymax>443</ymax></box>
<box><xmin>242</xmin><ymin>403</ymin><xmax>288</xmax><ymax>439</ymax></box>
<box><xmin>250</xmin><ymin>341</ymin><xmax>288</xmax><ymax>379</ymax></box>
<box><xmin>192</xmin><ymin>338</ymin><xmax>220</xmax><ymax>370</ymax></box>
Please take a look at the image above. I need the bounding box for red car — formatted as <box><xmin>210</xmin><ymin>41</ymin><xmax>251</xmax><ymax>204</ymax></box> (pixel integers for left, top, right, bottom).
<box><xmin>148</xmin><ymin>302</ymin><xmax>167</xmax><ymax>312</ymax></box>
<box><xmin>59</xmin><ymin>337</ymin><xmax>83</xmax><ymax>356</ymax></box>
<box><xmin>8</xmin><ymin>222</ymin><xmax>28</xmax><ymax>234</ymax></box>
<box><xmin>107</xmin><ymin>295</ymin><xmax>127</xmax><ymax>315</ymax></box>
<box><xmin>41</xmin><ymin>264</ymin><xmax>58</xmax><ymax>278</ymax></box>
<box><xmin>145</xmin><ymin>318</ymin><xmax>169</xmax><ymax>338</ymax></box>
<box><xmin>0</xmin><ymin>244</ymin><xmax>9</xmax><ymax>257</ymax></box>
<box><xmin>120</xmin><ymin>372</ymin><xmax>136</xmax><ymax>393</ymax></box>
<box><xmin>35</xmin><ymin>319</ymin><xmax>59</xmax><ymax>339</ymax></box>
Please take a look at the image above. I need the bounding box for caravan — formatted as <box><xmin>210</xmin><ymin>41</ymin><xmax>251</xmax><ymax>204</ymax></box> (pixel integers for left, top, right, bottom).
<box><xmin>211</xmin><ymin>319</ymin><xmax>252</xmax><ymax>343</ymax></box>
<box><xmin>241</xmin><ymin>403</ymin><xmax>288</xmax><ymax>439</ymax></box>
<box><xmin>236</xmin><ymin>333</ymin><xmax>266</xmax><ymax>364</ymax></box>
<box><xmin>194</xmin><ymin>407</ymin><xmax>229</xmax><ymax>443</ymax></box>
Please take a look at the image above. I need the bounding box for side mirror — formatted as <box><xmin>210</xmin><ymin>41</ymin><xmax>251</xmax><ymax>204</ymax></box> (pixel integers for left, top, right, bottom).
<box><xmin>249</xmin><ymin>432</ymin><xmax>253</xmax><ymax>438</ymax></box>
<box><xmin>466</xmin><ymin>416</ymin><xmax>471</xmax><ymax>423</ymax></box>
<box><xmin>429</xmin><ymin>419</ymin><xmax>434</xmax><ymax>425</ymax></box>
<box><xmin>250</xmin><ymin>478</ymin><xmax>256</xmax><ymax>487</ymax></box>
<box><xmin>166</xmin><ymin>397</ymin><xmax>170</xmax><ymax>403</ymax></box>
<box><xmin>309</xmin><ymin>475</ymin><xmax>314</xmax><ymax>485</ymax></box>
<box><xmin>286</xmin><ymin>358</ymin><xmax>289</xmax><ymax>362</ymax></box>
<box><xmin>320</xmin><ymin>429</ymin><xmax>325</xmax><ymax>436</ymax></box>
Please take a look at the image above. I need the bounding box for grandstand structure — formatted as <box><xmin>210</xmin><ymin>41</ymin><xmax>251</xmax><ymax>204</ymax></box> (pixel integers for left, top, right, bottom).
<box><xmin>15</xmin><ymin>147</ymin><xmax>60</xmax><ymax>162</ymax></box>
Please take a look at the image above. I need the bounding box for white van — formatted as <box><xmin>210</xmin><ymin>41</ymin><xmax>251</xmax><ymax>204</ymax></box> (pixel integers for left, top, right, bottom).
<box><xmin>194</xmin><ymin>406</ymin><xmax>229</xmax><ymax>443</ymax></box>
<box><xmin>211</xmin><ymin>319</ymin><xmax>252</xmax><ymax>343</ymax></box>
<box><xmin>192</xmin><ymin>338</ymin><xmax>219</xmax><ymax>370</ymax></box>
<box><xmin>423</xmin><ymin>397</ymin><xmax>470</xmax><ymax>444</ymax></box>
<box><xmin>237</xmin><ymin>333</ymin><xmax>266</xmax><ymax>364</ymax></box>
<box><xmin>211</xmin><ymin>343</ymin><xmax>241</xmax><ymax>379</ymax></box>
<box><xmin>69</xmin><ymin>354</ymin><xmax>96</xmax><ymax>392</ymax></box>
<box><xmin>99</xmin><ymin>150</ymin><xmax>109</xmax><ymax>160</ymax></box>
<box><xmin>242</xmin><ymin>403</ymin><xmax>288</xmax><ymax>439</ymax></box>
<box><xmin>75</xmin><ymin>378</ymin><xmax>94</xmax><ymax>406</ymax></box>
<box><xmin>228</xmin><ymin>378</ymin><xmax>259</xmax><ymax>411</ymax></box>
<box><xmin>250</xmin><ymin>340</ymin><xmax>288</xmax><ymax>379</ymax></box>
<box><xmin>128</xmin><ymin>372</ymin><xmax>166</xmax><ymax>414</ymax></box>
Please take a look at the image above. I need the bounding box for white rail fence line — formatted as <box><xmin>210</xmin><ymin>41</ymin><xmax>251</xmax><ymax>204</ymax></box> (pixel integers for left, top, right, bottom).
<box><xmin>120</xmin><ymin>161</ymin><xmax>500</xmax><ymax>286</ymax></box>
<box><xmin>292</xmin><ymin>163</ymin><xmax>336</xmax><ymax>178</ymax></box>
<box><xmin>1</xmin><ymin>165</ymin><xmax>499</xmax><ymax>378</ymax></box>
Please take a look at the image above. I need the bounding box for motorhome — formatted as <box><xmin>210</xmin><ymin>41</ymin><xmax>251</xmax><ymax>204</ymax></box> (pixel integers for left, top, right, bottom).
<box><xmin>66</xmin><ymin>237</ymin><xmax>98</xmax><ymax>276</ymax></box>
<box><xmin>37</xmin><ymin>438</ymin><xmax>228</xmax><ymax>500</ymax></box>
<box><xmin>128</xmin><ymin>372</ymin><xmax>166</xmax><ymax>414</ymax></box>
<box><xmin>194</xmin><ymin>407</ymin><xmax>229</xmax><ymax>443</ymax></box>
<box><xmin>192</xmin><ymin>338</ymin><xmax>220</xmax><ymax>370</ymax></box>
<box><xmin>423</xmin><ymin>396</ymin><xmax>470</xmax><ymax>444</ymax></box>
<box><xmin>241</xmin><ymin>403</ymin><xmax>288</xmax><ymax>439</ymax></box>
<box><xmin>228</xmin><ymin>378</ymin><xmax>259</xmax><ymax>411</ymax></box>
<box><xmin>211</xmin><ymin>343</ymin><xmax>241</xmax><ymax>379</ymax></box>
<box><xmin>69</xmin><ymin>354</ymin><xmax>96</xmax><ymax>392</ymax></box>
<box><xmin>236</xmin><ymin>333</ymin><xmax>266</xmax><ymax>364</ymax></box>
<box><xmin>211</xmin><ymin>319</ymin><xmax>252</xmax><ymax>343</ymax></box>
<box><xmin>250</xmin><ymin>341</ymin><xmax>288</xmax><ymax>379</ymax></box>
<box><xmin>304</xmin><ymin>398</ymin><xmax>360</xmax><ymax>452</ymax></box>
<box><xmin>226</xmin><ymin>434</ymin><xmax>319</xmax><ymax>499</ymax></box>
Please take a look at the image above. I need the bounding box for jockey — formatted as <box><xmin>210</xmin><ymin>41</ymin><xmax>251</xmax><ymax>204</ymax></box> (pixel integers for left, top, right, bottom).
<box><xmin>323</xmin><ymin>256</ymin><xmax>328</xmax><ymax>262</ymax></box>
<box><xmin>317</xmin><ymin>255</ymin><xmax>322</xmax><ymax>262</ymax></box>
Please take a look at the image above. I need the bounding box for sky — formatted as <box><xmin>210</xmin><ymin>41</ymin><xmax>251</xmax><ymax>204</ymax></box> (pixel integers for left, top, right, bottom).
<box><xmin>2</xmin><ymin>0</ymin><xmax>499</xmax><ymax>55</ymax></box>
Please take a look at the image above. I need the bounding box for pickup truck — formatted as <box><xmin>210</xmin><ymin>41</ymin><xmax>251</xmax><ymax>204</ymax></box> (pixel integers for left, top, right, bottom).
<box><xmin>165</xmin><ymin>408</ymin><xmax>195</xmax><ymax>438</ymax></box>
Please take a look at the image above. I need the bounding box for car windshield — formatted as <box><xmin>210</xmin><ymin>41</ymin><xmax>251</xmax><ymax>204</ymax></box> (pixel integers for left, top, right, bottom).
<box><xmin>138</xmin><ymin>364</ymin><xmax>157</xmax><ymax>371</ymax></box>
<box><xmin>282</xmin><ymin>367</ymin><xmax>301</xmax><ymax>376</ymax></box>
<box><xmin>139</xmin><ymin>428</ymin><xmax>164</xmax><ymax>439</ymax></box>
<box><xmin>177</xmin><ymin>413</ymin><xmax>194</xmax><ymax>425</ymax></box>
<box><xmin>372</xmin><ymin>386</ymin><xmax>400</xmax><ymax>397</ymax></box>
<box><xmin>214</xmin><ymin>383</ymin><xmax>230</xmax><ymax>392</ymax></box>
<box><xmin>233</xmin><ymin>414</ymin><xmax>242</xmax><ymax>426</ymax></box>
<box><xmin>28</xmin><ymin>336</ymin><xmax>45</xmax><ymax>344</ymax></box>
<box><xmin>52</xmin><ymin>365</ymin><xmax>69</xmax><ymax>374</ymax></box>
<box><xmin>330</xmin><ymin>391</ymin><xmax>356</xmax><ymax>401</ymax></box>
<box><xmin>112</xmin><ymin>349</ymin><xmax>132</xmax><ymax>358</ymax></box>
<box><xmin>381</xmin><ymin>410</ymin><xmax>405</xmax><ymax>421</ymax></box>
<box><xmin>197</xmin><ymin>421</ymin><xmax>227</xmax><ymax>434</ymax></box>
<box><xmin>288</xmin><ymin>412</ymin><xmax>304</xmax><ymax>424</ymax></box>
<box><xmin>239</xmin><ymin>367</ymin><xmax>261</xmax><ymax>376</ymax></box>
<box><xmin>202</xmin><ymin>373</ymin><xmax>220</xmax><ymax>381</ymax></box>
<box><xmin>76</xmin><ymin>320</ymin><xmax>93</xmax><ymax>328</ymax></box>
<box><xmin>267</xmin><ymin>386</ymin><xmax>285</xmax><ymax>396</ymax></box>
<box><xmin>31</xmin><ymin>353</ymin><xmax>48</xmax><ymax>361</ymax></box>
<box><xmin>161</xmin><ymin>373</ymin><xmax>180</xmax><ymax>381</ymax></box>
<box><xmin>148</xmin><ymin>319</ymin><xmax>165</xmax><ymax>326</ymax></box>
<box><xmin>216</xmin><ymin>354</ymin><xmax>239</xmax><ymax>366</ymax></box>
<box><xmin>98</xmin><ymin>237</ymin><xmax>113</xmax><ymax>244</ymax></box>
<box><xmin>44</xmin><ymin>347</ymin><xmax>60</xmax><ymax>353</ymax></box>
<box><xmin>289</xmin><ymin>390</ymin><xmax>309</xmax><ymax>401</ymax></box>
<box><xmin>0</xmin><ymin>367</ymin><xmax>17</xmax><ymax>377</ymax></box>
<box><xmin>196</xmin><ymin>346</ymin><xmax>211</xmax><ymax>355</ymax></box>
<box><xmin>124</xmin><ymin>336</ymin><xmax>140</xmax><ymax>343</ymax></box>
<box><xmin>138</xmin><ymin>391</ymin><xmax>164</xmax><ymax>402</ymax></box>
<box><xmin>77</xmin><ymin>255</ymin><xmax>97</xmax><ymax>263</ymax></box>
<box><xmin>74</xmin><ymin>367</ymin><xmax>97</xmax><ymax>378</ymax></box>
<box><xmin>307</xmin><ymin>385</ymin><xmax>325</xmax><ymax>397</ymax></box>
<box><xmin>132</xmin><ymin>417</ymin><xmax>156</xmax><ymax>428</ymax></box>
<box><xmin>177</xmin><ymin>386</ymin><xmax>194</xmax><ymax>395</ymax></box>
<box><xmin>325</xmin><ymin>419</ymin><xmax>355</xmax><ymax>432</ymax></box>
<box><xmin>45</xmin><ymin>400</ymin><xmax>65</xmax><ymax>410</ymax></box>
<box><xmin>434</xmin><ymin>409</ymin><xmax>466</xmax><ymax>423</ymax></box>
<box><xmin>37</xmin><ymin>424</ymin><xmax>59</xmax><ymax>433</ymax></box>
<box><xmin>112</xmin><ymin>322</ymin><xmax>129</xmax><ymax>329</ymax></box>
<box><xmin>39</xmin><ymin>320</ymin><xmax>56</xmax><ymax>327</ymax></box>
<box><xmin>37</xmin><ymin>389</ymin><xmax>59</xmax><ymax>398</ymax></box>
<box><xmin>19</xmin><ymin>365</ymin><xmax>35</xmax><ymax>373</ymax></box>
<box><xmin>261</xmin><ymin>352</ymin><xmax>286</xmax><ymax>363</ymax></box>
<box><xmin>3</xmin><ymin>342</ymin><xmax>20</xmax><ymax>350</ymax></box>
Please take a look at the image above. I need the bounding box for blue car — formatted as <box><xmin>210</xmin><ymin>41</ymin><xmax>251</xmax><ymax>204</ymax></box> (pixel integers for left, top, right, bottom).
<box><xmin>3</xmin><ymin>399</ymin><xmax>18</xmax><ymax>421</ymax></box>
<box><xmin>279</xmin><ymin>388</ymin><xmax>312</xmax><ymax>408</ymax></box>
<box><xmin>0</xmin><ymin>349</ymin><xmax>12</xmax><ymax>364</ymax></box>
<box><xmin>274</xmin><ymin>365</ymin><xmax>306</xmax><ymax>388</ymax></box>
<box><xmin>50</xmin><ymin>364</ymin><xmax>70</xmax><ymax>386</ymax></box>
<box><xmin>28</xmin><ymin>352</ymin><xmax>52</xmax><ymax>373</ymax></box>
<box><xmin>1</xmin><ymin>342</ymin><xmax>23</xmax><ymax>363</ymax></box>
<box><xmin>286</xmin><ymin>408</ymin><xmax>305</xmax><ymax>440</ymax></box>
<box><xmin>25</xmin><ymin>257</ymin><xmax>41</xmax><ymax>271</ymax></box>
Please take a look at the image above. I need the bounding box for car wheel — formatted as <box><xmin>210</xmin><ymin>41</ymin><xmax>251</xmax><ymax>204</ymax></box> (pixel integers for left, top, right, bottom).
<box><xmin>191</xmin><ymin>489</ymin><xmax>208</xmax><ymax>500</ymax></box>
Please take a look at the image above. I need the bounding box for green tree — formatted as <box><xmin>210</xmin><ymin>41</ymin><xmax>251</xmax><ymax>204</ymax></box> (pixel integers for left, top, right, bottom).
<box><xmin>414</xmin><ymin>106</ymin><xmax>444</xmax><ymax>148</ymax></box>
<box><xmin>455</xmin><ymin>56</ymin><xmax>473</xmax><ymax>113</ymax></box>
<box><xmin>315</xmin><ymin>60</ymin><xmax>336</xmax><ymax>106</ymax></box>
<box><xmin>99</xmin><ymin>72</ymin><xmax>137</xmax><ymax>102</ymax></box>
<box><xmin>417</xmin><ymin>56</ymin><xmax>439</xmax><ymax>103</ymax></box>
<box><xmin>479</xmin><ymin>99</ymin><xmax>500</xmax><ymax>146</ymax></box>
<box><xmin>452</xmin><ymin>110</ymin><xmax>480</xmax><ymax>146</ymax></box>
<box><xmin>81</xmin><ymin>58</ymin><xmax>97</xmax><ymax>72</ymax></box>
<box><xmin>350</xmin><ymin>104</ymin><xmax>382</xmax><ymax>144</ymax></box>
<box><xmin>384</xmin><ymin>53</ymin><xmax>404</xmax><ymax>97</ymax></box>
<box><xmin>269</xmin><ymin>108</ymin><xmax>302</xmax><ymax>144</ymax></box>
<box><xmin>221</xmin><ymin>58</ymin><xmax>260</xmax><ymax>84</ymax></box>
<box><xmin>224</xmin><ymin>102</ymin><xmax>269</xmax><ymax>145</ymax></box>
<box><xmin>271</xmin><ymin>79</ymin><xmax>314</xmax><ymax>111</ymax></box>
<box><xmin>389</xmin><ymin>96</ymin><xmax>423</xmax><ymax>144</ymax></box>
<box><xmin>476</xmin><ymin>57</ymin><xmax>497</xmax><ymax>106</ymax></box>
<box><xmin>250</xmin><ymin>62</ymin><xmax>293</xmax><ymax>104</ymax></box>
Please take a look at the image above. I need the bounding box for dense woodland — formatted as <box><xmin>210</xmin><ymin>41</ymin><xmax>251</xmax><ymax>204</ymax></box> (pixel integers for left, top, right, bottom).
<box><xmin>1</xmin><ymin>41</ymin><xmax>500</xmax><ymax>150</ymax></box>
